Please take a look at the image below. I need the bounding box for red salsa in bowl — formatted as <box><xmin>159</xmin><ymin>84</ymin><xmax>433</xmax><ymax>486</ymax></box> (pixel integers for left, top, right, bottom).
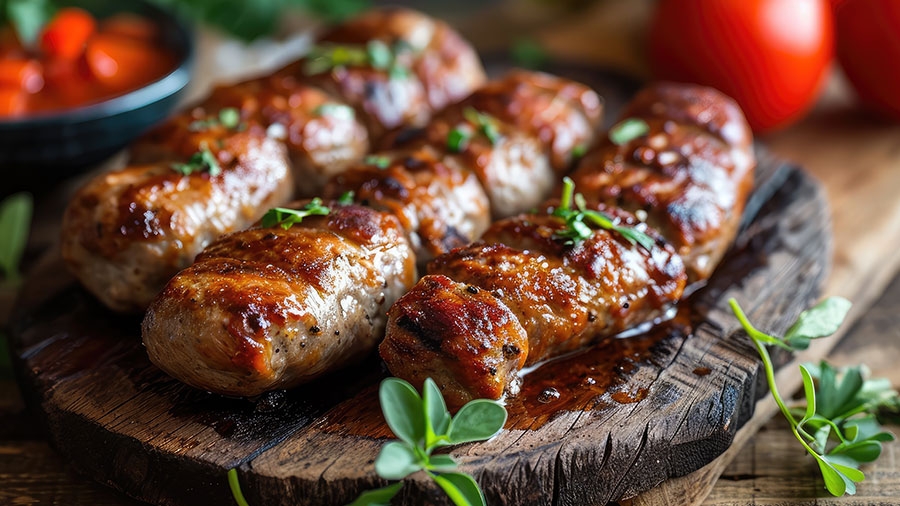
<box><xmin>0</xmin><ymin>7</ymin><xmax>178</xmax><ymax>117</ymax></box>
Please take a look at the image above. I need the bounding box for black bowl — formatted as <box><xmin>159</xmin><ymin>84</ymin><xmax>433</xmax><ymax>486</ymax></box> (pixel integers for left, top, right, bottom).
<box><xmin>0</xmin><ymin>0</ymin><xmax>194</xmax><ymax>189</ymax></box>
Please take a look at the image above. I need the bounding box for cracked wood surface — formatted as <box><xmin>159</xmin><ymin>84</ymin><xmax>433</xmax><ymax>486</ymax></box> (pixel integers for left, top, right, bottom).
<box><xmin>7</xmin><ymin>149</ymin><xmax>830</xmax><ymax>504</ymax></box>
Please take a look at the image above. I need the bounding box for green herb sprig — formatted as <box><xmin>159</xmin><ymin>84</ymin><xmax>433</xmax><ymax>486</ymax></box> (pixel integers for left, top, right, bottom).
<box><xmin>0</xmin><ymin>192</ymin><xmax>32</xmax><ymax>286</ymax></box>
<box><xmin>730</xmin><ymin>296</ymin><xmax>900</xmax><ymax>496</ymax></box>
<box><xmin>364</xmin><ymin>155</ymin><xmax>391</xmax><ymax>169</ymax></box>
<box><xmin>171</xmin><ymin>145</ymin><xmax>222</xmax><ymax>177</ymax></box>
<box><xmin>608</xmin><ymin>118</ymin><xmax>649</xmax><ymax>146</ymax></box>
<box><xmin>261</xmin><ymin>198</ymin><xmax>331</xmax><ymax>230</ymax></box>
<box><xmin>551</xmin><ymin>177</ymin><xmax>655</xmax><ymax>250</ymax></box>
<box><xmin>303</xmin><ymin>40</ymin><xmax>412</xmax><ymax>79</ymax></box>
<box><xmin>447</xmin><ymin>108</ymin><xmax>503</xmax><ymax>153</ymax></box>
<box><xmin>349</xmin><ymin>377</ymin><xmax>508</xmax><ymax>506</ymax></box>
<box><xmin>188</xmin><ymin>107</ymin><xmax>245</xmax><ymax>132</ymax></box>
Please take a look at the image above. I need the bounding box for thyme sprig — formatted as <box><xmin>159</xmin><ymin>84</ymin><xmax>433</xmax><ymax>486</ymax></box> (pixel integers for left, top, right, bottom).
<box><xmin>731</xmin><ymin>297</ymin><xmax>899</xmax><ymax>496</ymax></box>
<box><xmin>551</xmin><ymin>177</ymin><xmax>655</xmax><ymax>250</ymax></box>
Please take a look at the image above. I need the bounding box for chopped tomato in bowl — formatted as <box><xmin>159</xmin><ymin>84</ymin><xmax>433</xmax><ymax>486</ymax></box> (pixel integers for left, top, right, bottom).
<box><xmin>0</xmin><ymin>0</ymin><xmax>193</xmax><ymax>178</ymax></box>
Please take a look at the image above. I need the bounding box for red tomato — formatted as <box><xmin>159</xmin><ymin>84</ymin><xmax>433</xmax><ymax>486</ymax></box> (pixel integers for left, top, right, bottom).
<box><xmin>0</xmin><ymin>87</ymin><xmax>27</xmax><ymax>117</ymax></box>
<box><xmin>84</xmin><ymin>33</ymin><xmax>173</xmax><ymax>94</ymax></box>
<box><xmin>834</xmin><ymin>0</ymin><xmax>900</xmax><ymax>121</ymax></box>
<box><xmin>0</xmin><ymin>59</ymin><xmax>44</xmax><ymax>93</ymax></box>
<box><xmin>648</xmin><ymin>0</ymin><xmax>835</xmax><ymax>133</ymax></box>
<box><xmin>40</xmin><ymin>7</ymin><xmax>97</xmax><ymax>61</ymax></box>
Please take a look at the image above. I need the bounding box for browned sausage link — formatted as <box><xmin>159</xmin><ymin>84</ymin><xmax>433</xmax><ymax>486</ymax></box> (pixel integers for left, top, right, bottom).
<box><xmin>322</xmin><ymin>145</ymin><xmax>490</xmax><ymax>268</ymax></box>
<box><xmin>383</xmin><ymin>209</ymin><xmax>686</xmax><ymax>407</ymax></box>
<box><xmin>142</xmin><ymin>203</ymin><xmax>415</xmax><ymax>396</ymax></box>
<box><xmin>282</xmin><ymin>7</ymin><xmax>486</xmax><ymax>141</ymax></box>
<box><xmin>568</xmin><ymin>83</ymin><xmax>755</xmax><ymax>282</ymax></box>
<box><xmin>380</xmin><ymin>83</ymin><xmax>754</xmax><ymax>406</ymax></box>
<box><xmin>62</xmin><ymin>131</ymin><xmax>294</xmax><ymax>313</ymax></box>
<box><xmin>62</xmin><ymin>8</ymin><xmax>484</xmax><ymax>313</ymax></box>
<box><xmin>133</xmin><ymin>73</ymin><xmax>370</xmax><ymax>197</ymax></box>
<box><xmin>390</xmin><ymin>70</ymin><xmax>604</xmax><ymax>218</ymax></box>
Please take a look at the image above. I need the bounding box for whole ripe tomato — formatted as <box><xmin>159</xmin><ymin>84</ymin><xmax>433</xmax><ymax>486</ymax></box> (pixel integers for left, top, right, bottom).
<box><xmin>833</xmin><ymin>0</ymin><xmax>900</xmax><ymax>121</ymax></box>
<box><xmin>648</xmin><ymin>0</ymin><xmax>834</xmax><ymax>133</ymax></box>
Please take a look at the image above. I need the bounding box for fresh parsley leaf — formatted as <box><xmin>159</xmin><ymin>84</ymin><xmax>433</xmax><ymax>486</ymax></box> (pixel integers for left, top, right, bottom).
<box><xmin>345</xmin><ymin>482</ymin><xmax>403</xmax><ymax>506</ymax></box>
<box><xmin>462</xmin><ymin>107</ymin><xmax>501</xmax><ymax>145</ymax></box>
<box><xmin>551</xmin><ymin>177</ymin><xmax>655</xmax><ymax>250</ymax></box>
<box><xmin>364</xmin><ymin>155</ymin><xmax>391</xmax><ymax>169</ymax></box>
<box><xmin>171</xmin><ymin>145</ymin><xmax>222</xmax><ymax>176</ymax></box>
<box><xmin>0</xmin><ymin>192</ymin><xmax>32</xmax><ymax>284</ymax></box>
<box><xmin>447</xmin><ymin>126</ymin><xmax>472</xmax><ymax>153</ymax></box>
<box><xmin>303</xmin><ymin>40</ymin><xmax>410</xmax><ymax>78</ymax></box>
<box><xmin>572</xmin><ymin>144</ymin><xmax>587</xmax><ymax>159</ymax></box>
<box><xmin>315</xmin><ymin>103</ymin><xmax>356</xmax><ymax>121</ymax></box>
<box><xmin>261</xmin><ymin>199</ymin><xmax>330</xmax><ymax>230</ymax></box>
<box><xmin>433</xmin><ymin>472</ymin><xmax>486</xmax><ymax>506</ymax></box>
<box><xmin>218</xmin><ymin>107</ymin><xmax>241</xmax><ymax>129</ymax></box>
<box><xmin>337</xmin><ymin>191</ymin><xmax>354</xmax><ymax>205</ymax></box>
<box><xmin>188</xmin><ymin>108</ymin><xmax>244</xmax><ymax>132</ymax></box>
<box><xmin>609</xmin><ymin>118</ymin><xmax>649</xmax><ymax>146</ymax></box>
<box><xmin>730</xmin><ymin>297</ymin><xmax>898</xmax><ymax>497</ymax></box>
<box><xmin>783</xmin><ymin>297</ymin><xmax>852</xmax><ymax>350</ymax></box>
<box><xmin>368</xmin><ymin>377</ymin><xmax>506</xmax><ymax>506</ymax></box>
<box><xmin>447</xmin><ymin>399</ymin><xmax>507</xmax><ymax>445</ymax></box>
<box><xmin>379</xmin><ymin>377</ymin><xmax>426</xmax><ymax>447</ymax></box>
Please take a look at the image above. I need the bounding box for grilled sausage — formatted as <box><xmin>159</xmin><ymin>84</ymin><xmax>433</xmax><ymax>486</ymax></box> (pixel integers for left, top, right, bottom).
<box><xmin>568</xmin><ymin>83</ymin><xmax>755</xmax><ymax>282</ymax></box>
<box><xmin>391</xmin><ymin>70</ymin><xmax>604</xmax><ymax>218</ymax></box>
<box><xmin>142</xmin><ymin>71</ymin><xmax>605</xmax><ymax>395</ymax></box>
<box><xmin>62</xmin><ymin>8</ymin><xmax>484</xmax><ymax>313</ymax></box>
<box><xmin>62</xmin><ymin>131</ymin><xmax>293</xmax><ymax>313</ymax></box>
<box><xmin>379</xmin><ymin>82</ymin><xmax>755</xmax><ymax>406</ymax></box>
<box><xmin>142</xmin><ymin>202</ymin><xmax>415</xmax><ymax>396</ymax></box>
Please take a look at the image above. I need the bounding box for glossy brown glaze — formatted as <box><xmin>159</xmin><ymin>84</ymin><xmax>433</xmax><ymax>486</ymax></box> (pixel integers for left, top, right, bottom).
<box><xmin>323</xmin><ymin>145</ymin><xmax>490</xmax><ymax>267</ymax></box>
<box><xmin>134</xmin><ymin>73</ymin><xmax>369</xmax><ymax>197</ymax></box>
<box><xmin>382</xmin><ymin>210</ymin><xmax>685</xmax><ymax>406</ymax></box>
<box><xmin>62</xmin><ymin>131</ymin><xmax>294</xmax><ymax>313</ymax></box>
<box><xmin>142</xmin><ymin>203</ymin><xmax>416</xmax><ymax>396</ymax></box>
<box><xmin>381</xmin><ymin>83</ymin><xmax>753</xmax><ymax>406</ymax></box>
<box><xmin>62</xmin><ymin>7</ymin><xmax>485</xmax><ymax>314</ymax></box>
<box><xmin>391</xmin><ymin>70</ymin><xmax>604</xmax><ymax>218</ymax></box>
<box><xmin>569</xmin><ymin>83</ymin><xmax>755</xmax><ymax>282</ymax></box>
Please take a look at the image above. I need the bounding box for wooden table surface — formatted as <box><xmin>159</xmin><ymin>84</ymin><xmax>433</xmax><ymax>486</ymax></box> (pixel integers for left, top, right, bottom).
<box><xmin>5</xmin><ymin>2</ymin><xmax>900</xmax><ymax>504</ymax></box>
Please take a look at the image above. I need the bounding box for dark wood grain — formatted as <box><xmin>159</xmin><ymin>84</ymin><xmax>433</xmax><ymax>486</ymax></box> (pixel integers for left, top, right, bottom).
<box><xmin>8</xmin><ymin>148</ymin><xmax>829</xmax><ymax>505</ymax></box>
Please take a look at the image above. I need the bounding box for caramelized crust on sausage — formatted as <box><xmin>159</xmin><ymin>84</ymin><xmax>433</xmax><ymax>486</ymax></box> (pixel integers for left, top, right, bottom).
<box><xmin>384</xmin><ymin>209</ymin><xmax>686</xmax><ymax>406</ymax></box>
<box><xmin>142</xmin><ymin>203</ymin><xmax>415</xmax><ymax>396</ymax></box>
<box><xmin>323</xmin><ymin>145</ymin><xmax>490</xmax><ymax>267</ymax></box>
<box><xmin>134</xmin><ymin>73</ymin><xmax>369</xmax><ymax>197</ymax></box>
<box><xmin>568</xmin><ymin>83</ymin><xmax>755</xmax><ymax>282</ymax></box>
<box><xmin>62</xmin><ymin>131</ymin><xmax>294</xmax><ymax>313</ymax></box>
<box><xmin>380</xmin><ymin>83</ymin><xmax>755</xmax><ymax>406</ymax></box>
<box><xmin>390</xmin><ymin>70</ymin><xmax>604</xmax><ymax>218</ymax></box>
<box><xmin>64</xmin><ymin>8</ymin><xmax>485</xmax><ymax>313</ymax></box>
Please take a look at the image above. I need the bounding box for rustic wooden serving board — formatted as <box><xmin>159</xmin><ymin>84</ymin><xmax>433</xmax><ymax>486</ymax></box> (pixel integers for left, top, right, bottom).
<box><xmin>8</xmin><ymin>142</ymin><xmax>829</xmax><ymax>505</ymax></box>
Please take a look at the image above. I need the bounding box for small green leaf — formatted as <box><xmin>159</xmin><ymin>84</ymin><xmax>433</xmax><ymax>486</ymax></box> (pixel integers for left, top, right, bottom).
<box><xmin>261</xmin><ymin>199</ymin><xmax>330</xmax><ymax>230</ymax></box>
<box><xmin>346</xmin><ymin>482</ymin><xmax>403</xmax><ymax>506</ymax></box>
<box><xmin>0</xmin><ymin>192</ymin><xmax>32</xmax><ymax>283</ymax></box>
<box><xmin>364</xmin><ymin>155</ymin><xmax>391</xmax><ymax>169</ymax></box>
<box><xmin>608</xmin><ymin>118</ymin><xmax>649</xmax><ymax>146</ymax></box>
<box><xmin>367</xmin><ymin>40</ymin><xmax>393</xmax><ymax>69</ymax></box>
<box><xmin>448</xmin><ymin>400</ymin><xmax>507</xmax><ymax>445</ymax></box>
<box><xmin>171</xmin><ymin>146</ymin><xmax>222</xmax><ymax>177</ymax></box>
<box><xmin>447</xmin><ymin>126</ymin><xmax>472</xmax><ymax>153</ymax></box>
<box><xmin>374</xmin><ymin>442</ymin><xmax>421</xmax><ymax>480</ymax></box>
<box><xmin>423</xmin><ymin>378</ymin><xmax>452</xmax><ymax>445</ymax></box>
<box><xmin>7</xmin><ymin>0</ymin><xmax>54</xmax><ymax>46</ymax></box>
<box><xmin>338</xmin><ymin>191</ymin><xmax>355</xmax><ymax>205</ymax></box>
<box><xmin>379</xmin><ymin>377</ymin><xmax>425</xmax><ymax>447</ymax></box>
<box><xmin>426</xmin><ymin>453</ymin><xmax>459</xmax><ymax>473</ymax></box>
<box><xmin>433</xmin><ymin>472</ymin><xmax>486</xmax><ymax>506</ymax></box>
<box><xmin>219</xmin><ymin>107</ymin><xmax>241</xmax><ymax>129</ymax></box>
<box><xmin>815</xmin><ymin>457</ymin><xmax>852</xmax><ymax>496</ymax></box>
<box><xmin>784</xmin><ymin>297</ymin><xmax>852</xmax><ymax>349</ymax></box>
<box><xmin>799</xmin><ymin>364</ymin><xmax>818</xmax><ymax>425</ymax></box>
